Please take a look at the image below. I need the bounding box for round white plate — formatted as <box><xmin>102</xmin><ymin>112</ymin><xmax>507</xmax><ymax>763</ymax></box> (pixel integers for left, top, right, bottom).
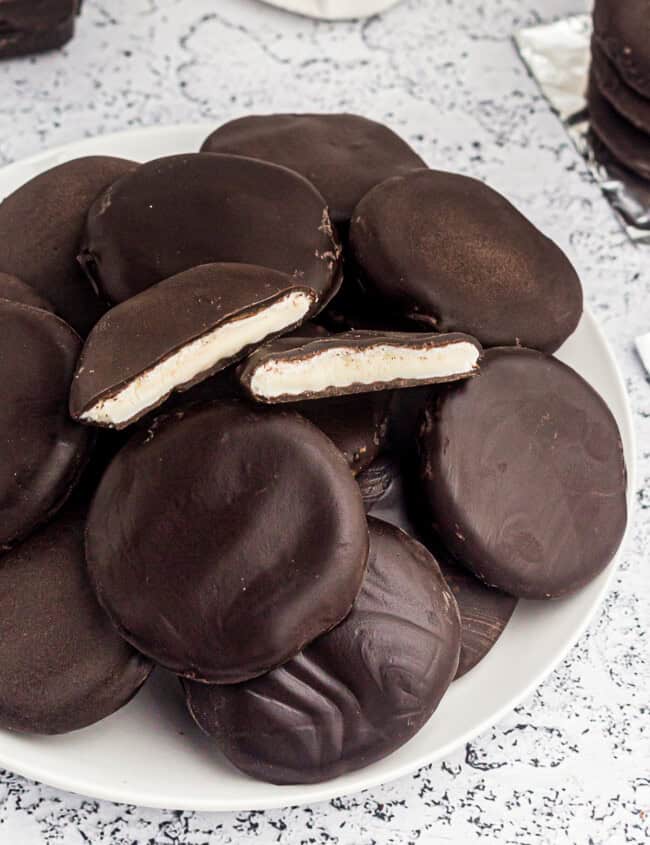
<box><xmin>0</xmin><ymin>125</ymin><xmax>636</xmax><ymax>812</ymax></box>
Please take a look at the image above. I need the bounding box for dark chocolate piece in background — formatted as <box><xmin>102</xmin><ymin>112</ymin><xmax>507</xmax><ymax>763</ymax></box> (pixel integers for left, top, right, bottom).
<box><xmin>239</xmin><ymin>330</ymin><xmax>482</xmax><ymax>404</ymax></box>
<box><xmin>349</xmin><ymin>169</ymin><xmax>583</xmax><ymax>353</ymax></box>
<box><xmin>295</xmin><ymin>391</ymin><xmax>392</xmax><ymax>476</ymax></box>
<box><xmin>419</xmin><ymin>347</ymin><xmax>628</xmax><ymax>600</ymax></box>
<box><xmin>356</xmin><ymin>452</ymin><xmax>517</xmax><ymax>678</ymax></box>
<box><xmin>70</xmin><ymin>263</ymin><xmax>318</xmax><ymax>429</ymax></box>
<box><xmin>149</xmin><ymin>362</ymin><xmax>242</xmax><ymax>415</ymax></box>
<box><xmin>593</xmin><ymin>0</ymin><xmax>650</xmax><ymax>99</ymax></box>
<box><xmin>587</xmin><ymin>75</ymin><xmax>650</xmax><ymax>182</ymax></box>
<box><xmin>183</xmin><ymin>517</ymin><xmax>460</xmax><ymax>785</ymax></box>
<box><xmin>592</xmin><ymin>39</ymin><xmax>650</xmax><ymax>136</ymax></box>
<box><xmin>0</xmin><ymin>300</ymin><xmax>93</xmax><ymax>549</ymax></box>
<box><xmin>80</xmin><ymin>153</ymin><xmax>342</xmax><ymax>307</ymax></box>
<box><xmin>86</xmin><ymin>402</ymin><xmax>369</xmax><ymax>684</ymax></box>
<box><xmin>317</xmin><ymin>265</ymin><xmax>418</xmax><ymax>335</ymax></box>
<box><xmin>0</xmin><ymin>271</ymin><xmax>54</xmax><ymax>312</ymax></box>
<box><xmin>437</xmin><ymin>552</ymin><xmax>517</xmax><ymax>679</ymax></box>
<box><xmin>0</xmin><ymin>156</ymin><xmax>136</xmax><ymax>335</ymax></box>
<box><xmin>0</xmin><ymin>0</ymin><xmax>80</xmax><ymax>60</ymax></box>
<box><xmin>0</xmin><ymin>502</ymin><xmax>152</xmax><ymax>734</ymax></box>
<box><xmin>201</xmin><ymin>114</ymin><xmax>426</xmax><ymax>237</ymax></box>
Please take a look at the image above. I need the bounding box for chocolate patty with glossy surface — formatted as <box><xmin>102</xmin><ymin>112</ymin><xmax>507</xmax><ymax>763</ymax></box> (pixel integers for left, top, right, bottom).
<box><xmin>183</xmin><ymin>517</ymin><xmax>460</xmax><ymax>785</ymax></box>
<box><xmin>0</xmin><ymin>0</ymin><xmax>79</xmax><ymax>59</ymax></box>
<box><xmin>0</xmin><ymin>156</ymin><xmax>136</xmax><ymax>335</ymax></box>
<box><xmin>201</xmin><ymin>113</ymin><xmax>426</xmax><ymax>233</ymax></box>
<box><xmin>0</xmin><ymin>502</ymin><xmax>152</xmax><ymax>735</ymax></box>
<box><xmin>593</xmin><ymin>0</ymin><xmax>650</xmax><ymax>99</ymax></box>
<box><xmin>592</xmin><ymin>39</ymin><xmax>650</xmax><ymax>135</ymax></box>
<box><xmin>80</xmin><ymin>153</ymin><xmax>341</xmax><ymax>306</ymax></box>
<box><xmin>86</xmin><ymin>402</ymin><xmax>369</xmax><ymax>683</ymax></box>
<box><xmin>0</xmin><ymin>300</ymin><xmax>92</xmax><ymax>548</ymax></box>
<box><xmin>419</xmin><ymin>347</ymin><xmax>628</xmax><ymax>599</ymax></box>
<box><xmin>349</xmin><ymin>169</ymin><xmax>583</xmax><ymax>352</ymax></box>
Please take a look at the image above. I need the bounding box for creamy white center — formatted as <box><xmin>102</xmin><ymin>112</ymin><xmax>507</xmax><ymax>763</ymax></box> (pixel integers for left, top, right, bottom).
<box><xmin>250</xmin><ymin>341</ymin><xmax>480</xmax><ymax>399</ymax></box>
<box><xmin>83</xmin><ymin>291</ymin><xmax>314</xmax><ymax>426</ymax></box>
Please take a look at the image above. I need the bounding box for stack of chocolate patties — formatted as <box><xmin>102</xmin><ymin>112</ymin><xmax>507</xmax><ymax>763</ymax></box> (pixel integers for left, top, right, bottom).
<box><xmin>0</xmin><ymin>113</ymin><xmax>628</xmax><ymax>785</ymax></box>
<box><xmin>588</xmin><ymin>0</ymin><xmax>650</xmax><ymax>182</ymax></box>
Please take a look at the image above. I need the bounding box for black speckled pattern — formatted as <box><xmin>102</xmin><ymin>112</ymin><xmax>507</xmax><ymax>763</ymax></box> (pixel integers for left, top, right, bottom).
<box><xmin>0</xmin><ymin>1</ymin><xmax>648</xmax><ymax>842</ymax></box>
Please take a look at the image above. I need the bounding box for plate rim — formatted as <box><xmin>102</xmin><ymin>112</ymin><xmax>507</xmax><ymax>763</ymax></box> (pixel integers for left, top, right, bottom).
<box><xmin>0</xmin><ymin>125</ymin><xmax>637</xmax><ymax>812</ymax></box>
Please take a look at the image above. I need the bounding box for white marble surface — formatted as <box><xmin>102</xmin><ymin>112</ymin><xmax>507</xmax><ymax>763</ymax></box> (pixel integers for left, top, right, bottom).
<box><xmin>0</xmin><ymin>1</ymin><xmax>648</xmax><ymax>842</ymax></box>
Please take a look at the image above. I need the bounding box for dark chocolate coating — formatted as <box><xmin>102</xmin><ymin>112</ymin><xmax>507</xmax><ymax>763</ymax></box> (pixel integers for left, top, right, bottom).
<box><xmin>70</xmin><ymin>263</ymin><xmax>318</xmax><ymax>428</ymax></box>
<box><xmin>0</xmin><ymin>503</ymin><xmax>152</xmax><ymax>735</ymax></box>
<box><xmin>295</xmin><ymin>391</ymin><xmax>392</xmax><ymax>476</ymax></box>
<box><xmin>183</xmin><ymin>517</ymin><xmax>460</xmax><ymax>785</ymax></box>
<box><xmin>0</xmin><ymin>301</ymin><xmax>93</xmax><ymax>548</ymax></box>
<box><xmin>80</xmin><ymin>153</ymin><xmax>342</xmax><ymax>306</ymax></box>
<box><xmin>201</xmin><ymin>114</ymin><xmax>426</xmax><ymax>233</ymax></box>
<box><xmin>0</xmin><ymin>271</ymin><xmax>54</xmax><ymax>312</ymax></box>
<box><xmin>0</xmin><ymin>156</ymin><xmax>136</xmax><ymax>335</ymax></box>
<box><xmin>0</xmin><ymin>0</ymin><xmax>78</xmax><ymax>59</ymax></box>
<box><xmin>357</xmin><ymin>453</ymin><xmax>516</xmax><ymax>677</ymax></box>
<box><xmin>431</xmin><ymin>547</ymin><xmax>517</xmax><ymax>679</ymax></box>
<box><xmin>239</xmin><ymin>330</ymin><xmax>482</xmax><ymax>403</ymax></box>
<box><xmin>588</xmin><ymin>74</ymin><xmax>650</xmax><ymax>182</ymax></box>
<box><xmin>419</xmin><ymin>347</ymin><xmax>628</xmax><ymax>599</ymax></box>
<box><xmin>592</xmin><ymin>39</ymin><xmax>650</xmax><ymax>135</ymax></box>
<box><xmin>593</xmin><ymin>0</ymin><xmax>650</xmax><ymax>99</ymax></box>
<box><xmin>349</xmin><ymin>169</ymin><xmax>583</xmax><ymax>352</ymax></box>
<box><xmin>86</xmin><ymin>402</ymin><xmax>369</xmax><ymax>684</ymax></box>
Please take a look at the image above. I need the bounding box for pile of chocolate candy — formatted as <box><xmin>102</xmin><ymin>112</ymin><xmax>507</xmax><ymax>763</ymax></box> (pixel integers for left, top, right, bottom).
<box><xmin>588</xmin><ymin>0</ymin><xmax>650</xmax><ymax>183</ymax></box>
<box><xmin>0</xmin><ymin>113</ymin><xmax>627</xmax><ymax>784</ymax></box>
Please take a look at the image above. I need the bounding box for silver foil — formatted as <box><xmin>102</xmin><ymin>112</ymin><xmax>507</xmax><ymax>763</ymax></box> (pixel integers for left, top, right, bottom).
<box><xmin>515</xmin><ymin>15</ymin><xmax>650</xmax><ymax>245</ymax></box>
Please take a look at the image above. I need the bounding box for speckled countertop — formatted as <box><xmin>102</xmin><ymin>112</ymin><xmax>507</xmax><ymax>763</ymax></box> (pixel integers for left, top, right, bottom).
<box><xmin>0</xmin><ymin>1</ymin><xmax>648</xmax><ymax>842</ymax></box>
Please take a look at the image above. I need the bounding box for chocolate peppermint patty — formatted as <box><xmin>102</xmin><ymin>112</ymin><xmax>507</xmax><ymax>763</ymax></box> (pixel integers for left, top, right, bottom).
<box><xmin>592</xmin><ymin>39</ymin><xmax>650</xmax><ymax>136</ymax></box>
<box><xmin>0</xmin><ymin>300</ymin><xmax>92</xmax><ymax>548</ymax></box>
<box><xmin>0</xmin><ymin>502</ymin><xmax>152</xmax><ymax>735</ymax></box>
<box><xmin>593</xmin><ymin>0</ymin><xmax>650</xmax><ymax>99</ymax></box>
<box><xmin>201</xmin><ymin>113</ymin><xmax>426</xmax><ymax>234</ymax></box>
<box><xmin>80</xmin><ymin>153</ymin><xmax>342</xmax><ymax>306</ymax></box>
<box><xmin>0</xmin><ymin>272</ymin><xmax>53</xmax><ymax>312</ymax></box>
<box><xmin>419</xmin><ymin>347</ymin><xmax>628</xmax><ymax>599</ymax></box>
<box><xmin>349</xmin><ymin>169</ymin><xmax>583</xmax><ymax>352</ymax></box>
<box><xmin>239</xmin><ymin>330</ymin><xmax>482</xmax><ymax>403</ymax></box>
<box><xmin>70</xmin><ymin>263</ymin><xmax>318</xmax><ymax>429</ymax></box>
<box><xmin>0</xmin><ymin>0</ymin><xmax>79</xmax><ymax>60</ymax></box>
<box><xmin>0</xmin><ymin>156</ymin><xmax>136</xmax><ymax>335</ymax></box>
<box><xmin>86</xmin><ymin>402</ymin><xmax>369</xmax><ymax>684</ymax></box>
<box><xmin>183</xmin><ymin>517</ymin><xmax>460</xmax><ymax>785</ymax></box>
<box><xmin>588</xmin><ymin>74</ymin><xmax>650</xmax><ymax>182</ymax></box>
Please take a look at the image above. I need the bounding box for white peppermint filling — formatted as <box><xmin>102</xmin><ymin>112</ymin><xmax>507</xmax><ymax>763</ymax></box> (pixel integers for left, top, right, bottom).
<box><xmin>82</xmin><ymin>290</ymin><xmax>314</xmax><ymax>426</ymax></box>
<box><xmin>250</xmin><ymin>341</ymin><xmax>480</xmax><ymax>399</ymax></box>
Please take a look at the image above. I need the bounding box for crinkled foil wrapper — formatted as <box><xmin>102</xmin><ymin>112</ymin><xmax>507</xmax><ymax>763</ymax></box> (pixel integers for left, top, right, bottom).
<box><xmin>515</xmin><ymin>15</ymin><xmax>650</xmax><ymax>246</ymax></box>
